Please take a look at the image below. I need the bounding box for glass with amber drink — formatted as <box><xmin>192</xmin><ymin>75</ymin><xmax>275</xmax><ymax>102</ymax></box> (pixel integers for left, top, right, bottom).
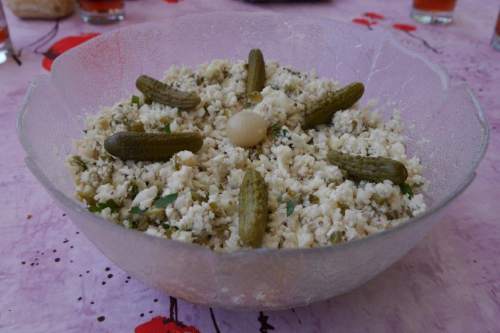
<box><xmin>78</xmin><ymin>0</ymin><xmax>125</xmax><ymax>24</ymax></box>
<box><xmin>411</xmin><ymin>0</ymin><xmax>457</xmax><ymax>24</ymax></box>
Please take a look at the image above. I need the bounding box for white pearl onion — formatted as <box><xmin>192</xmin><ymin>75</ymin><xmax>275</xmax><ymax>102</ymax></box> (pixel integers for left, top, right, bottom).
<box><xmin>227</xmin><ymin>110</ymin><xmax>268</xmax><ymax>148</ymax></box>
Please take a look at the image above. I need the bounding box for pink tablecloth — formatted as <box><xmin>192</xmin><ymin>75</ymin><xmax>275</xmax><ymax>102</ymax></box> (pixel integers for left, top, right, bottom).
<box><xmin>1</xmin><ymin>0</ymin><xmax>499</xmax><ymax>332</ymax></box>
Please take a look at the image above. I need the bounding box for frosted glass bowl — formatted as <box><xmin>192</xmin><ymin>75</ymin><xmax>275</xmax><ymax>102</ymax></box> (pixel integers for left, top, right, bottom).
<box><xmin>17</xmin><ymin>12</ymin><xmax>489</xmax><ymax>310</ymax></box>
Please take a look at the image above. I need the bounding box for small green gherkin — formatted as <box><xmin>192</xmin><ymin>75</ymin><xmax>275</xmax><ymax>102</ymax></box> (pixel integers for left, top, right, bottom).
<box><xmin>136</xmin><ymin>75</ymin><xmax>201</xmax><ymax>110</ymax></box>
<box><xmin>104</xmin><ymin>132</ymin><xmax>203</xmax><ymax>162</ymax></box>
<box><xmin>238</xmin><ymin>168</ymin><xmax>269</xmax><ymax>248</ymax></box>
<box><xmin>303</xmin><ymin>82</ymin><xmax>365</xmax><ymax>129</ymax></box>
<box><xmin>246</xmin><ymin>49</ymin><xmax>266</xmax><ymax>96</ymax></box>
<box><xmin>327</xmin><ymin>150</ymin><xmax>408</xmax><ymax>185</ymax></box>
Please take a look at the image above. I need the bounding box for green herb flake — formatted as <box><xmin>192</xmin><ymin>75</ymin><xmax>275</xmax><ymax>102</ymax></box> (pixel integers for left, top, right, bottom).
<box><xmin>162</xmin><ymin>224</ymin><xmax>179</xmax><ymax>238</ymax></box>
<box><xmin>161</xmin><ymin>223</ymin><xmax>178</xmax><ymax>230</ymax></box>
<box><xmin>286</xmin><ymin>200</ymin><xmax>296</xmax><ymax>217</ymax></box>
<box><xmin>130</xmin><ymin>206</ymin><xmax>146</xmax><ymax>215</ymax></box>
<box><xmin>191</xmin><ymin>191</ymin><xmax>206</xmax><ymax>202</ymax></box>
<box><xmin>128</xmin><ymin>183</ymin><xmax>139</xmax><ymax>199</ymax></box>
<box><xmin>154</xmin><ymin>193</ymin><xmax>178</xmax><ymax>208</ymax></box>
<box><xmin>309</xmin><ymin>194</ymin><xmax>320</xmax><ymax>204</ymax></box>
<box><xmin>400</xmin><ymin>183</ymin><xmax>414</xmax><ymax>198</ymax></box>
<box><xmin>131</xmin><ymin>220</ymin><xmax>149</xmax><ymax>231</ymax></box>
<box><xmin>88</xmin><ymin>205</ymin><xmax>100</xmax><ymax>213</ymax></box>
<box><xmin>162</xmin><ymin>123</ymin><xmax>171</xmax><ymax>134</ymax></box>
<box><xmin>270</xmin><ymin>123</ymin><xmax>281</xmax><ymax>138</ymax></box>
<box><xmin>131</xmin><ymin>95</ymin><xmax>141</xmax><ymax>106</ymax></box>
<box><xmin>70</xmin><ymin>155</ymin><xmax>87</xmax><ymax>171</ymax></box>
<box><xmin>330</xmin><ymin>231</ymin><xmax>343</xmax><ymax>244</ymax></box>
<box><xmin>88</xmin><ymin>200</ymin><xmax>119</xmax><ymax>213</ymax></box>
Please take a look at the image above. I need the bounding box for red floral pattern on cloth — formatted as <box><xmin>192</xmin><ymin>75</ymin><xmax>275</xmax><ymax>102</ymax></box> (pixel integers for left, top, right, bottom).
<box><xmin>364</xmin><ymin>12</ymin><xmax>385</xmax><ymax>20</ymax></box>
<box><xmin>135</xmin><ymin>316</ymin><xmax>200</xmax><ymax>333</ymax></box>
<box><xmin>352</xmin><ymin>11</ymin><xmax>385</xmax><ymax>29</ymax></box>
<box><xmin>41</xmin><ymin>33</ymin><xmax>99</xmax><ymax>71</ymax></box>
<box><xmin>392</xmin><ymin>23</ymin><xmax>417</xmax><ymax>32</ymax></box>
<box><xmin>351</xmin><ymin>11</ymin><xmax>439</xmax><ymax>53</ymax></box>
<box><xmin>352</xmin><ymin>18</ymin><xmax>372</xmax><ymax>27</ymax></box>
<box><xmin>352</xmin><ymin>11</ymin><xmax>417</xmax><ymax>33</ymax></box>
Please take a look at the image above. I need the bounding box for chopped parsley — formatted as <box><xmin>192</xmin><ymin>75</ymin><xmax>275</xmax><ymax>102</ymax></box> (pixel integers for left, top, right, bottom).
<box><xmin>70</xmin><ymin>156</ymin><xmax>87</xmax><ymax>171</ymax></box>
<box><xmin>270</xmin><ymin>123</ymin><xmax>281</xmax><ymax>138</ymax></box>
<box><xmin>162</xmin><ymin>123</ymin><xmax>171</xmax><ymax>134</ymax></box>
<box><xmin>130</xmin><ymin>206</ymin><xmax>146</xmax><ymax>215</ymax></box>
<box><xmin>286</xmin><ymin>200</ymin><xmax>296</xmax><ymax>217</ymax></box>
<box><xmin>130</xmin><ymin>219</ymin><xmax>149</xmax><ymax>231</ymax></box>
<box><xmin>161</xmin><ymin>223</ymin><xmax>178</xmax><ymax>231</ymax></box>
<box><xmin>154</xmin><ymin>193</ymin><xmax>178</xmax><ymax>208</ymax></box>
<box><xmin>309</xmin><ymin>194</ymin><xmax>320</xmax><ymax>204</ymax></box>
<box><xmin>330</xmin><ymin>231</ymin><xmax>344</xmax><ymax>244</ymax></box>
<box><xmin>270</xmin><ymin>124</ymin><xmax>290</xmax><ymax>140</ymax></box>
<box><xmin>191</xmin><ymin>191</ymin><xmax>207</xmax><ymax>202</ymax></box>
<box><xmin>400</xmin><ymin>183</ymin><xmax>414</xmax><ymax>198</ymax></box>
<box><xmin>162</xmin><ymin>223</ymin><xmax>179</xmax><ymax>238</ymax></box>
<box><xmin>88</xmin><ymin>200</ymin><xmax>119</xmax><ymax>213</ymax></box>
<box><xmin>128</xmin><ymin>183</ymin><xmax>139</xmax><ymax>199</ymax></box>
<box><xmin>131</xmin><ymin>95</ymin><xmax>141</xmax><ymax>106</ymax></box>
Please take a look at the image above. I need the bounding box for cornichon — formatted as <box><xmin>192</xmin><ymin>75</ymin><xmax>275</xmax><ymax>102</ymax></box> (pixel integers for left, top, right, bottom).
<box><xmin>327</xmin><ymin>150</ymin><xmax>408</xmax><ymax>185</ymax></box>
<box><xmin>238</xmin><ymin>168</ymin><xmax>268</xmax><ymax>248</ymax></box>
<box><xmin>303</xmin><ymin>82</ymin><xmax>365</xmax><ymax>129</ymax></box>
<box><xmin>246</xmin><ymin>49</ymin><xmax>266</xmax><ymax>96</ymax></box>
<box><xmin>136</xmin><ymin>75</ymin><xmax>201</xmax><ymax>110</ymax></box>
<box><xmin>104</xmin><ymin>132</ymin><xmax>203</xmax><ymax>162</ymax></box>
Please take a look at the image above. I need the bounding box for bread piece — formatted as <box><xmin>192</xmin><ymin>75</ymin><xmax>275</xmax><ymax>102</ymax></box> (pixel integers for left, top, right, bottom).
<box><xmin>6</xmin><ymin>0</ymin><xmax>74</xmax><ymax>19</ymax></box>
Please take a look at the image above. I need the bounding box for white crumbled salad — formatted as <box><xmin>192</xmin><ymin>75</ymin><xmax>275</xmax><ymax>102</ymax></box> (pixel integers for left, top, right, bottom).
<box><xmin>67</xmin><ymin>57</ymin><xmax>427</xmax><ymax>252</ymax></box>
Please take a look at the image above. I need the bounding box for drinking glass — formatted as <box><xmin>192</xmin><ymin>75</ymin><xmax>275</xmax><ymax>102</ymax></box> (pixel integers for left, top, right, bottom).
<box><xmin>411</xmin><ymin>0</ymin><xmax>457</xmax><ymax>24</ymax></box>
<box><xmin>78</xmin><ymin>0</ymin><xmax>125</xmax><ymax>24</ymax></box>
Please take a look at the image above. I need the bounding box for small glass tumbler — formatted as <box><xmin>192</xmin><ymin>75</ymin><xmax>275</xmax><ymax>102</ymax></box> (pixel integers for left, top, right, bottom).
<box><xmin>0</xmin><ymin>2</ymin><xmax>12</xmax><ymax>64</ymax></box>
<box><xmin>411</xmin><ymin>0</ymin><xmax>457</xmax><ymax>25</ymax></box>
<box><xmin>491</xmin><ymin>11</ymin><xmax>500</xmax><ymax>51</ymax></box>
<box><xmin>78</xmin><ymin>0</ymin><xmax>125</xmax><ymax>24</ymax></box>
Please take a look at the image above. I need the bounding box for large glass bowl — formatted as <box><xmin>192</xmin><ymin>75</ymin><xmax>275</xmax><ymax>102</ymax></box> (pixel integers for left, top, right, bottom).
<box><xmin>17</xmin><ymin>12</ymin><xmax>489</xmax><ymax>310</ymax></box>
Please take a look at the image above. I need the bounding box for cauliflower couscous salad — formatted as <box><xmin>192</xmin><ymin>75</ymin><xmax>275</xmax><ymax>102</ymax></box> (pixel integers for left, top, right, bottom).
<box><xmin>67</xmin><ymin>49</ymin><xmax>427</xmax><ymax>251</ymax></box>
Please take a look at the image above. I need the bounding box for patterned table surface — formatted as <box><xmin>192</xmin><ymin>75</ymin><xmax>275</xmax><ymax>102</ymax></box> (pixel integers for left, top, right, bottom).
<box><xmin>1</xmin><ymin>0</ymin><xmax>499</xmax><ymax>332</ymax></box>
